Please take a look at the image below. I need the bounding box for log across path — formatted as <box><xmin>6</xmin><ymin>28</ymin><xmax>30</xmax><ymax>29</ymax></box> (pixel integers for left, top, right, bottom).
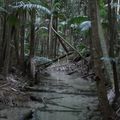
<box><xmin>0</xmin><ymin>62</ymin><xmax>100</xmax><ymax>120</ymax></box>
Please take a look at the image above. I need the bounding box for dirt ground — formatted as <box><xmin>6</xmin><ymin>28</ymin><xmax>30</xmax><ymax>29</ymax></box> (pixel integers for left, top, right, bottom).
<box><xmin>0</xmin><ymin>62</ymin><xmax>101</xmax><ymax>120</ymax></box>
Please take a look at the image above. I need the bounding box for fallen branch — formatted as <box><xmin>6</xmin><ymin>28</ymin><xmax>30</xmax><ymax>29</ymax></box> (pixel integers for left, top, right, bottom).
<box><xmin>116</xmin><ymin>107</ymin><xmax>120</xmax><ymax>117</ymax></box>
<box><xmin>52</xmin><ymin>52</ymin><xmax>73</xmax><ymax>63</ymax></box>
<box><xmin>0</xmin><ymin>83</ymin><xmax>9</xmax><ymax>88</ymax></box>
<box><xmin>51</xmin><ymin>26</ymin><xmax>88</xmax><ymax>63</ymax></box>
<box><xmin>38</xmin><ymin>108</ymin><xmax>82</xmax><ymax>112</ymax></box>
<box><xmin>30</xmin><ymin>95</ymin><xmax>76</xmax><ymax>110</ymax></box>
<box><xmin>24</xmin><ymin>86</ymin><xmax>97</xmax><ymax>96</ymax></box>
<box><xmin>36</xmin><ymin>52</ymin><xmax>73</xmax><ymax>68</ymax></box>
<box><xmin>67</xmin><ymin>70</ymin><xmax>78</xmax><ymax>75</ymax></box>
<box><xmin>46</xmin><ymin>101</ymin><xmax>78</xmax><ymax>110</ymax></box>
<box><xmin>81</xmin><ymin>73</ymin><xmax>95</xmax><ymax>78</ymax></box>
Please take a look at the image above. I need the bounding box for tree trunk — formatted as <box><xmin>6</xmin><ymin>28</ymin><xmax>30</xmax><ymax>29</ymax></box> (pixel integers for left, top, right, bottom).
<box><xmin>0</xmin><ymin>16</ymin><xmax>3</xmax><ymax>68</ymax></box>
<box><xmin>53</xmin><ymin>15</ymin><xmax>58</xmax><ymax>58</ymax></box>
<box><xmin>89</xmin><ymin>0</ymin><xmax>113</xmax><ymax>119</ymax></box>
<box><xmin>2</xmin><ymin>0</ymin><xmax>12</xmax><ymax>77</ymax></box>
<box><xmin>13</xmin><ymin>27</ymin><xmax>19</xmax><ymax>65</ymax></box>
<box><xmin>30</xmin><ymin>10</ymin><xmax>35</xmax><ymax>58</ymax></box>
<box><xmin>49</xmin><ymin>14</ymin><xmax>53</xmax><ymax>58</ymax></box>
<box><xmin>108</xmin><ymin>0</ymin><xmax>120</xmax><ymax>98</ymax></box>
<box><xmin>1</xmin><ymin>15</ymin><xmax>7</xmax><ymax>66</ymax></box>
<box><xmin>19</xmin><ymin>12</ymin><xmax>25</xmax><ymax>71</ymax></box>
<box><xmin>29</xmin><ymin>9</ymin><xmax>36</xmax><ymax>78</ymax></box>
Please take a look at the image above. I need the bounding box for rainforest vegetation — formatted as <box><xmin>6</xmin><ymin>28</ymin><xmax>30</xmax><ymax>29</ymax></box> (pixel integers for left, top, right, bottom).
<box><xmin>0</xmin><ymin>0</ymin><xmax>120</xmax><ymax>120</ymax></box>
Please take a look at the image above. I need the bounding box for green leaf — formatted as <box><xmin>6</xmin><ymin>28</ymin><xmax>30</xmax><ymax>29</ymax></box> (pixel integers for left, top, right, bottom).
<box><xmin>10</xmin><ymin>2</ymin><xmax>51</xmax><ymax>15</ymax></box>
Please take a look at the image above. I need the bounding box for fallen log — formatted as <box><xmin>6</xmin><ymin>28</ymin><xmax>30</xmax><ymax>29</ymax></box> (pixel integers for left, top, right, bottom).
<box><xmin>52</xmin><ymin>51</ymin><xmax>73</xmax><ymax>63</ymax></box>
<box><xmin>36</xmin><ymin>52</ymin><xmax>73</xmax><ymax>68</ymax></box>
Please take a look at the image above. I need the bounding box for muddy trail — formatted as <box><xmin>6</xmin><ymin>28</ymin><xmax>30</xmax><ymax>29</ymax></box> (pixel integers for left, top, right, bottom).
<box><xmin>0</xmin><ymin>61</ymin><xmax>101</xmax><ymax>120</ymax></box>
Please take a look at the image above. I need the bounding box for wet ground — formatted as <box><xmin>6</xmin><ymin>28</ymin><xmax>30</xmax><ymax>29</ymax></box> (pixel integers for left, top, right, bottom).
<box><xmin>0</xmin><ymin>63</ymin><xmax>101</xmax><ymax>120</ymax></box>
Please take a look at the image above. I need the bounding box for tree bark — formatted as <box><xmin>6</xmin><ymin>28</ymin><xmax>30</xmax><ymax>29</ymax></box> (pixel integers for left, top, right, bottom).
<box><xmin>2</xmin><ymin>0</ymin><xmax>13</xmax><ymax>77</ymax></box>
<box><xmin>19</xmin><ymin>12</ymin><xmax>25</xmax><ymax>71</ymax></box>
<box><xmin>29</xmin><ymin>9</ymin><xmax>36</xmax><ymax>78</ymax></box>
<box><xmin>30</xmin><ymin>10</ymin><xmax>35</xmax><ymax>58</ymax></box>
<box><xmin>108</xmin><ymin>0</ymin><xmax>120</xmax><ymax>98</ymax></box>
<box><xmin>89</xmin><ymin>0</ymin><xmax>113</xmax><ymax>119</ymax></box>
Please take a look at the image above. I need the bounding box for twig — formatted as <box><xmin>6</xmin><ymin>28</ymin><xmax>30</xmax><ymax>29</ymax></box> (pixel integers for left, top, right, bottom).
<box><xmin>10</xmin><ymin>87</ymin><xmax>18</xmax><ymax>92</ymax></box>
<box><xmin>116</xmin><ymin>107</ymin><xmax>120</xmax><ymax>116</ymax></box>
<box><xmin>0</xmin><ymin>83</ymin><xmax>9</xmax><ymax>88</ymax></box>
<box><xmin>46</xmin><ymin>101</ymin><xmax>78</xmax><ymax>110</ymax></box>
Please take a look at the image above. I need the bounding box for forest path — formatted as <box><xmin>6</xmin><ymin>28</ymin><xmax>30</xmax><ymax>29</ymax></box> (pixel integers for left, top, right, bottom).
<box><xmin>0</xmin><ymin>62</ymin><xmax>100</xmax><ymax>120</ymax></box>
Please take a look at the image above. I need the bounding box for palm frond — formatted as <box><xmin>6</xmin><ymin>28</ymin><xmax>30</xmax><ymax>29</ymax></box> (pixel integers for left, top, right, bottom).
<box><xmin>9</xmin><ymin>1</ymin><xmax>51</xmax><ymax>15</ymax></box>
<box><xmin>79</xmin><ymin>21</ymin><xmax>91</xmax><ymax>31</ymax></box>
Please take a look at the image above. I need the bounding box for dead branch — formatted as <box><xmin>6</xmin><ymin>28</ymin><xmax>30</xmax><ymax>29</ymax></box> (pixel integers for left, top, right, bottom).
<box><xmin>51</xmin><ymin>26</ymin><xmax>88</xmax><ymax>63</ymax></box>
<box><xmin>38</xmin><ymin>109</ymin><xmax>82</xmax><ymax>112</ymax></box>
<box><xmin>36</xmin><ymin>52</ymin><xmax>73</xmax><ymax>68</ymax></box>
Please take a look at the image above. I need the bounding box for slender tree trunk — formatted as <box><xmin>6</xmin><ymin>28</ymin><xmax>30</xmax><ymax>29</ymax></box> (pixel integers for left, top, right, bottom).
<box><xmin>30</xmin><ymin>10</ymin><xmax>35</xmax><ymax>58</ymax></box>
<box><xmin>13</xmin><ymin>27</ymin><xmax>19</xmax><ymax>65</ymax></box>
<box><xmin>3</xmin><ymin>22</ymin><xmax>12</xmax><ymax>77</ymax></box>
<box><xmin>47</xmin><ymin>21</ymin><xmax>50</xmax><ymax>57</ymax></box>
<box><xmin>53</xmin><ymin>15</ymin><xmax>58</xmax><ymax>58</ymax></box>
<box><xmin>108</xmin><ymin>0</ymin><xmax>120</xmax><ymax>98</ymax></box>
<box><xmin>29</xmin><ymin>9</ymin><xmax>35</xmax><ymax>78</ymax></box>
<box><xmin>49</xmin><ymin>14</ymin><xmax>53</xmax><ymax>58</ymax></box>
<box><xmin>0</xmin><ymin>16</ymin><xmax>3</xmax><ymax>68</ymax></box>
<box><xmin>1</xmin><ymin>15</ymin><xmax>7</xmax><ymax>66</ymax></box>
<box><xmin>19</xmin><ymin>12</ymin><xmax>25</xmax><ymax>71</ymax></box>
